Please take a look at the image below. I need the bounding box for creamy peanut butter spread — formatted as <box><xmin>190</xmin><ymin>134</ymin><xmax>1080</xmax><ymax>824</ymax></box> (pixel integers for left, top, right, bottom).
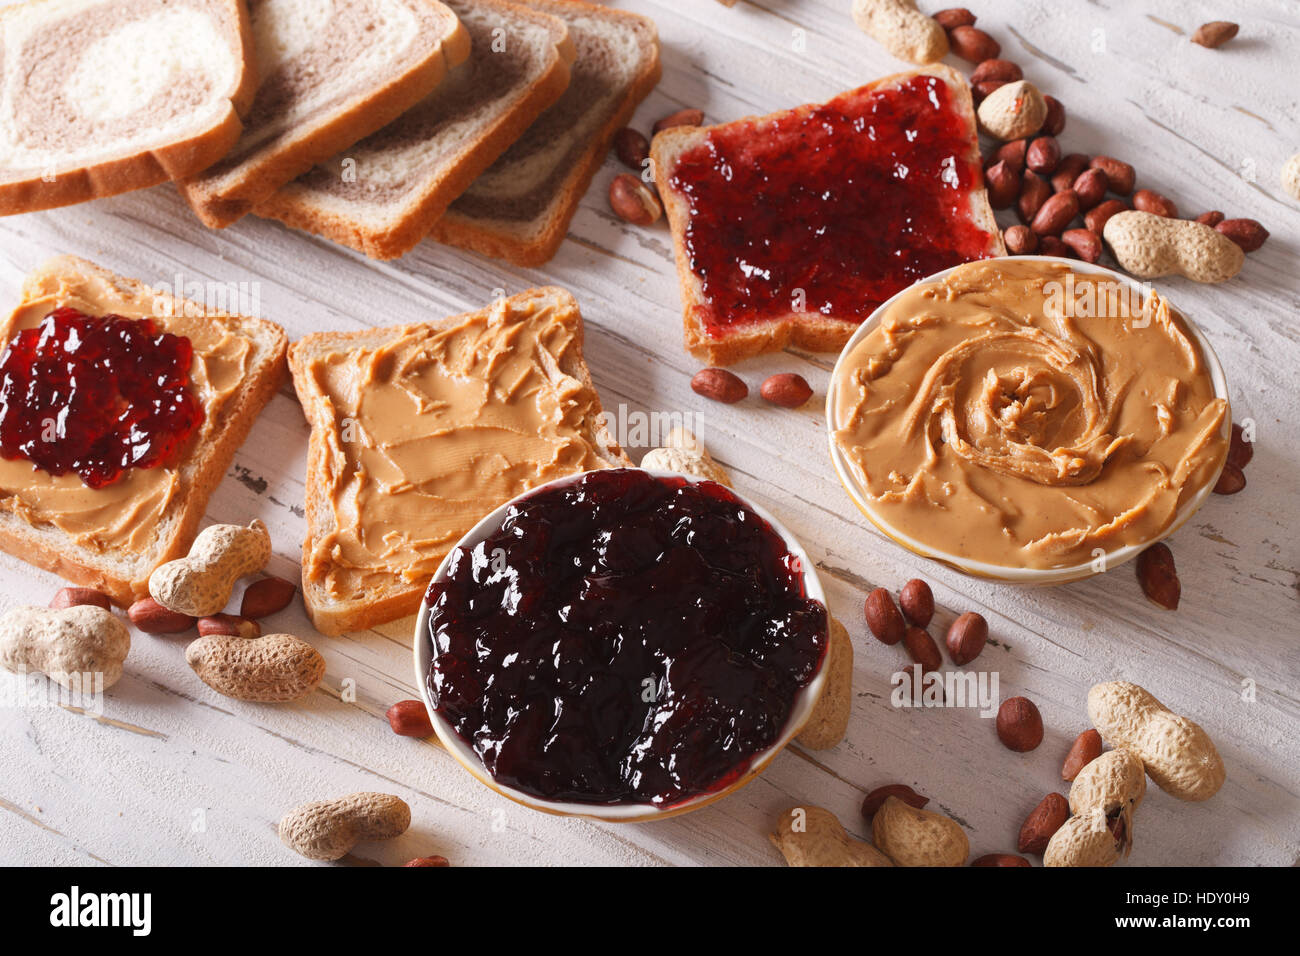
<box><xmin>831</xmin><ymin>259</ymin><xmax>1229</xmax><ymax>569</ymax></box>
<box><xmin>0</xmin><ymin>267</ymin><xmax>253</xmax><ymax>554</ymax></box>
<box><xmin>299</xmin><ymin>294</ymin><xmax>620</xmax><ymax>599</ymax></box>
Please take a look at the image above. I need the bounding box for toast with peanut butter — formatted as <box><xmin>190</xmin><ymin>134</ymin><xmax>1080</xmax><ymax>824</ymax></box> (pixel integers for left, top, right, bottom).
<box><xmin>0</xmin><ymin>256</ymin><xmax>288</xmax><ymax>606</ymax></box>
<box><xmin>179</xmin><ymin>0</ymin><xmax>471</xmax><ymax>228</ymax></box>
<box><xmin>288</xmin><ymin>287</ymin><xmax>628</xmax><ymax>635</ymax></box>
<box><xmin>0</xmin><ymin>0</ymin><xmax>258</xmax><ymax>216</ymax></box>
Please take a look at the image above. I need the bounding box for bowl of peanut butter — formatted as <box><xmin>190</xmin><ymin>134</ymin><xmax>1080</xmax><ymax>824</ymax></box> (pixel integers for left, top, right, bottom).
<box><xmin>827</xmin><ymin>257</ymin><xmax>1231</xmax><ymax>584</ymax></box>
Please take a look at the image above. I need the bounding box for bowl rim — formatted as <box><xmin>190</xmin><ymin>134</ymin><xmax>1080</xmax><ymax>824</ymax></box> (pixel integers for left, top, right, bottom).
<box><xmin>411</xmin><ymin>466</ymin><xmax>831</xmax><ymax>822</ymax></box>
<box><xmin>824</xmin><ymin>255</ymin><xmax>1232</xmax><ymax>584</ymax></box>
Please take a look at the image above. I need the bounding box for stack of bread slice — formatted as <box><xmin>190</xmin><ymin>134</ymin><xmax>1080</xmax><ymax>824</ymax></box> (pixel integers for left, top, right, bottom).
<box><xmin>0</xmin><ymin>0</ymin><xmax>661</xmax><ymax>265</ymax></box>
<box><xmin>178</xmin><ymin>0</ymin><xmax>472</xmax><ymax>227</ymax></box>
<box><xmin>261</xmin><ymin>0</ymin><xmax>661</xmax><ymax>263</ymax></box>
<box><xmin>426</xmin><ymin>0</ymin><xmax>661</xmax><ymax>265</ymax></box>
<box><xmin>254</xmin><ymin>0</ymin><xmax>576</xmax><ymax>259</ymax></box>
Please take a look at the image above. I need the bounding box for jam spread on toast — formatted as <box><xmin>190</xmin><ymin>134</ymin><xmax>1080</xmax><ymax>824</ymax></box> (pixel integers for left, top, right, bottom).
<box><xmin>669</xmin><ymin>74</ymin><xmax>996</xmax><ymax>334</ymax></box>
<box><xmin>425</xmin><ymin>468</ymin><xmax>828</xmax><ymax>806</ymax></box>
<box><xmin>0</xmin><ymin>307</ymin><xmax>203</xmax><ymax>488</ymax></box>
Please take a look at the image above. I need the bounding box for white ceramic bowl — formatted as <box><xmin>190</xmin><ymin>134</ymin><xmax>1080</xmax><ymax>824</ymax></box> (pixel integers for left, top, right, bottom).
<box><xmin>413</xmin><ymin>467</ymin><xmax>830</xmax><ymax>822</ymax></box>
<box><xmin>825</xmin><ymin>256</ymin><xmax>1232</xmax><ymax>586</ymax></box>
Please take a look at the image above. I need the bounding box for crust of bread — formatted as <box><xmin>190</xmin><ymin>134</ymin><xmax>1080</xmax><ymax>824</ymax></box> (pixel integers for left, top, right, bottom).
<box><xmin>430</xmin><ymin>0</ymin><xmax>662</xmax><ymax>267</ymax></box>
<box><xmin>253</xmin><ymin>1</ymin><xmax>576</xmax><ymax>260</ymax></box>
<box><xmin>0</xmin><ymin>0</ymin><xmax>259</xmax><ymax>217</ymax></box>
<box><xmin>288</xmin><ymin>287</ymin><xmax>629</xmax><ymax>635</ymax></box>
<box><xmin>180</xmin><ymin>1</ymin><xmax>472</xmax><ymax>228</ymax></box>
<box><xmin>651</xmin><ymin>63</ymin><xmax>1005</xmax><ymax>366</ymax></box>
<box><xmin>0</xmin><ymin>255</ymin><xmax>288</xmax><ymax>606</ymax></box>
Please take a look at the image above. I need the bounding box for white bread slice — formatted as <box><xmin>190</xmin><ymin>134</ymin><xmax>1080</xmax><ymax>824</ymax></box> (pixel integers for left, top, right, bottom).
<box><xmin>0</xmin><ymin>256</ymin><xmax>288</xmax><ymax>606</ymax></box>
<box><xmin>253</xmin><ymin>0</ymin><xmax>575</xmax><ymax>260</ymax></box>
<box><xmin>0</xmin><ymin>0</ymin><xmax>257</xmax><ymax>216</ymax></box>
<box><xmin>651</xmin><ymin>64</ymin><xmax>1005</xmax><ymax>366</ymax></box>
<box><xmin>178</xmin><ymin>0</ymin><xmax>471</xmax><ymax>228</ymax></box>
<box><xmin>431</xmin><ymin>0</ymin><xmax>660</xmax><ymax>266</ymax></box>
<box><xmin>288</xmin><ymin>287</ymin><xmax>628</xmax><ymax>635</ymax></box>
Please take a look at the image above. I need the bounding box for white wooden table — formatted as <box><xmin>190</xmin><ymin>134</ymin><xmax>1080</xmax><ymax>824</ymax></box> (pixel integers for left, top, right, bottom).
<box><xmin>1</xmin><ymin>0</ymin><xmax>1296</xmax><ymax>867</ymax></box>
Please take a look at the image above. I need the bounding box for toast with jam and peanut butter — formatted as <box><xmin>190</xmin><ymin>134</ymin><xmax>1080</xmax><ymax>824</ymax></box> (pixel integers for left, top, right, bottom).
<box><xmin>288</xmin><ymin>287</ymin><xmax>628</xmax><ymax>635</ymax></box>
<box><xmin>0</xmin><ymin>257</ymin><xmax>288</xmax><ymax>606</ymax></box>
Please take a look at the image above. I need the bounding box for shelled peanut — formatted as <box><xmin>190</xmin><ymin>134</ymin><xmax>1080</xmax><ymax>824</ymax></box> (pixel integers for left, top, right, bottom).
<box><xmin>607</xmin><ymin>107</ymin><xmax>704</xmax><ymax>226</ymax></box>
<box><xmin>1018</xmin><ymin>792</ymin><xmax>1068</xmax><ymax>855</ymax></box>
<box><xmin>864</xmin><ymin>579</ymin><xmax>991</xmax><ymax>710</ymax></box>
<box><xmin>1214</xmin><ymin>422</ymin><xmax>1253</xmax><ymax>496</ymax></box>
<box><xmin>957</xmin><ymin>15</ymin><xmax>1267</xmax><ymax>276</ymax></box>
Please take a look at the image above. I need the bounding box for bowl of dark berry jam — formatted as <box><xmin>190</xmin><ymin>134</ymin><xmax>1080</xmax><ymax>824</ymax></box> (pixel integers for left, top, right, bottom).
<box><xmin>414</xmin><ymin>467</ymin><xmax>830</xmax><ymax>821</ymax></box>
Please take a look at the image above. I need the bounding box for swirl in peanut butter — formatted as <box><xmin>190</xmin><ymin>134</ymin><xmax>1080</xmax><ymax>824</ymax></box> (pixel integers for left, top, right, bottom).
<box><xmin>831</xmin><ymin>260</ymin><xmax>1228</xmax><ymax>569</ymax></box>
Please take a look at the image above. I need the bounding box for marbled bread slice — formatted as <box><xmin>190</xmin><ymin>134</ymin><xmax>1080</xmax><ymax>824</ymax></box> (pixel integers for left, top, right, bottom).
<box><xmin>431</xmin><ymin>0</ymin><xmax>660</xmax><ymax>266</ymax></box>
<box><xmin>254</xmin><ymin>0</ymin><xmax>574</xmax><ymax>260</ymax></box>
<box><xmin>0</xmin><ymin>256</ymin><xmax>288</xmax><ymax>606</ymax></box>
<box><xmin>179</xmin><ymin>0</ymin><xmax>471</xmax><ymax>228</ymax></box>
<box><xmin>0</xmin><ymin>0</ymin><xmax>257</xmax><ymax>216</ymax></box>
